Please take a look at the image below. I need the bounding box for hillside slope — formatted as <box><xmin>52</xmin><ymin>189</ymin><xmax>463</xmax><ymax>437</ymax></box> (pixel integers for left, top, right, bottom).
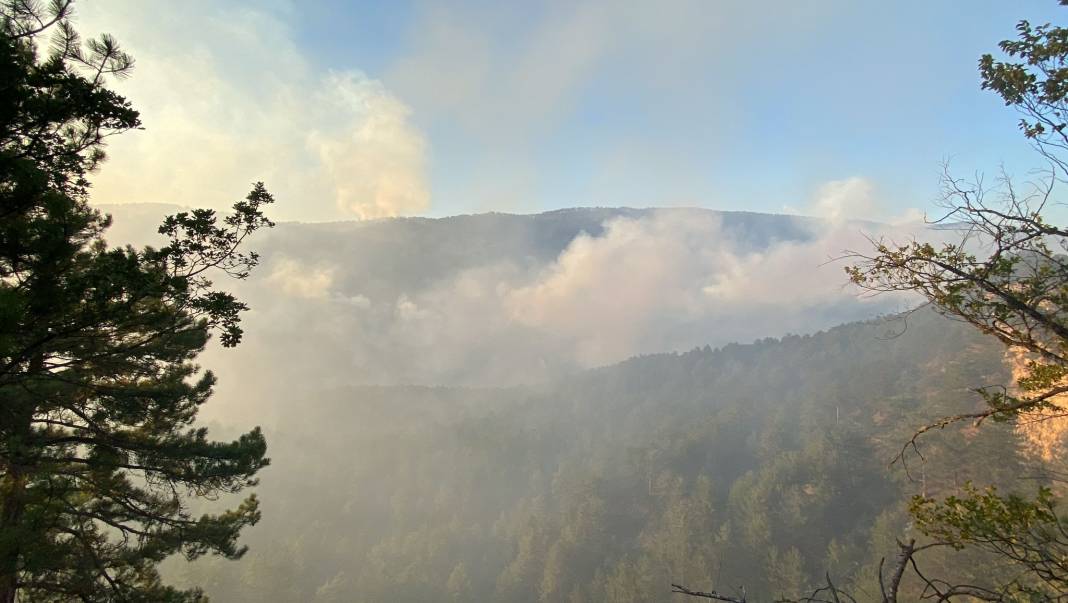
<box><xmin>100</xmin><ymin>204</ymin><xmax>913</xmax><ymax>390</ymax></box>
<box><xmin>169</xmin><ymin>307</ymin><xmax>1038</xmax><ymax>601</ymax></box>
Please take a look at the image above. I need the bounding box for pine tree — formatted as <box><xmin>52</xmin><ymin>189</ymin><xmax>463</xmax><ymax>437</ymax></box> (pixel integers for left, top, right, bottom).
<box><xmin>0</xmin><ymin>2</ymin><xmax>273</xmax><ymax>601</ymax></box>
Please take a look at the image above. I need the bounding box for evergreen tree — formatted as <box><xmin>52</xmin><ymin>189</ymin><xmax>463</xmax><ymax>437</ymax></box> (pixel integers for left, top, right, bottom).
<box><xmin>0</xmin><ymin>2</ymin><xmax>273</xmax><ymax>601</ymax></box>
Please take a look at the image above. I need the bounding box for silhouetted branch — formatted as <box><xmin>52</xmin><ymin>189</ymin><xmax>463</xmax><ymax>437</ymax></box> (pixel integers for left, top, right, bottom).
<box><xmin>672</xmin><ymin>583</ymin><xmax>747</xmax><ymax>602</ymax></box>
<box><xmin>672</xmin><ymin>540</ymin><xmax>1017</xmax><ymax>603</ymax></box>
<box><xmin>776</xmin><ymin>573</ymin><xmax>857</xmax><ymax>603</ymax></box>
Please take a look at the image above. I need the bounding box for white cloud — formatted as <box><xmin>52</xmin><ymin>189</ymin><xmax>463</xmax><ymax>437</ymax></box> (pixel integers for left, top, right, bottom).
<box><xmin>395</xmin><ymin>295</ymin><xmax>430</xmax><ymax>322</ymax></box>
<box><xmin>76</xmin><ymin>1</ymin><xmax>429</xmax><ymax>221</ymax></box>
<box><xmin>161</xmin><ymin>207</ymin><xmax>929</xmax><ymax>398</ymax></box>
<box><xmin>268</xmin><ymin>258</ymin><xmax>335</xmax><ymax>299</ymax></box>
<box><xmin>789</xmin><ymin>176</ymin><xmax>926</xmax><ymax>225</ymax></box>
<box><xmin>503</xmin><ymin>211</ymin><xmax>906</xmax><ymax>367</ymax></box>
<box><xmin>505</xmin><ymin>213</ymin><xmax>722</xmax><ymax>365</ymax></box>
<box><xmin>889</xmin><ymin>206</ymin><xmax>928</xmax><ymax>225</ymax></box>
<box><xmin>308</xmin><ymin>72</ymin><xmax>429</xmax><ymax>219</ymax></box>
<box><xmin>807</xmin><ymin>177</ymin><xmax>881</xmax><ymax>222</ymax></box>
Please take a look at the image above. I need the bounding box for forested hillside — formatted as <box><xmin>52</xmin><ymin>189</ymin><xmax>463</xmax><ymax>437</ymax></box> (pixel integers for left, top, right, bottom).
<box><xmin>166</xmin><ymin>307</ymin><xmax>1041</xmax><ymax>601</ymax></box>
<box><xmin>99</xmin><ymin>205</ymin><xmax>908</xmax><ymax>391</ymax></box>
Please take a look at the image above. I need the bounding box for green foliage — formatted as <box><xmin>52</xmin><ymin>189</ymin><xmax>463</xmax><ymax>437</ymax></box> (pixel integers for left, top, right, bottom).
<box><xmin>980</xmin><ymin>0</ymin><xmax>1068</xmax><ymax>151</ymax></box>
<box><xmin>912</xmin><ymin>485</ymin><xmax>1068</xmax><ymax>597</ymax></box>
<box><xmin>842</xmin><ymin>3</ymin><xmax>1068</xmax><ymax>599</ymax></box>
<box><xmin>0</xmin><ymin>2</ymin><xmax>273</xmax><ymax>600</ymax></box>
<box><xmin>167</xmin><ymin>309</ymin><xmax>1039</xmax><ymax>601</ymax></box>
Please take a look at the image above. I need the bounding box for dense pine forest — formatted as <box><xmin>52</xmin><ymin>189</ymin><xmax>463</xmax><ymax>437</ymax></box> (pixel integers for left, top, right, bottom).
<box><xmin>164</xmin><ymin>307</ymin><xmax>1043</xmax><ymax>601</ymax></box>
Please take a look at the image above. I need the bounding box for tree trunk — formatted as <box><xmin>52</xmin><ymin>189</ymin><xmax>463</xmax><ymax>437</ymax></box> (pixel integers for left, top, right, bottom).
<box><xmin>0</xmin><ymin>355</ymin><xmax>39</xmax><ymax>603</ymax></box>
<box><xmin>881</xmin><ymin>539</ymin><xmax>915</xmax><ymax>603</ymax></box>
<box><xmin>0</xmin><ymin>467</ymin><xmax>26</xmax><ymax>603</ymax></box>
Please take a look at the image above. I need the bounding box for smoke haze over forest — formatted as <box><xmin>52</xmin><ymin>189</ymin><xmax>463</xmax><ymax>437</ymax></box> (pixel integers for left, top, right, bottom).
<box><xmin>6</xmin><ymin>1</ymin><xmax>1068</xmax><ymax>601</ymax></box>
<box><xmin>100</xmin><ymin>205</ymin><xmax>921</xmax><ymax>391</ymax></box>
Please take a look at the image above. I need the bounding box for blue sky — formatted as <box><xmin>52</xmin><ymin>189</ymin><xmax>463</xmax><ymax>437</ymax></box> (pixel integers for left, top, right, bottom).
<box><xmin>81</xmin><ymin>1</ymin><xmax>1067</xmax><ymax>223</ymax></box>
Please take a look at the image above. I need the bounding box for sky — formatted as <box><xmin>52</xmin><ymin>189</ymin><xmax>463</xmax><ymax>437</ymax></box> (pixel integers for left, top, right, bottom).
<box><xmin>76</xmin><ymin>0</ymin><xmax>1067</xmax><ymax>224</ymax></box>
